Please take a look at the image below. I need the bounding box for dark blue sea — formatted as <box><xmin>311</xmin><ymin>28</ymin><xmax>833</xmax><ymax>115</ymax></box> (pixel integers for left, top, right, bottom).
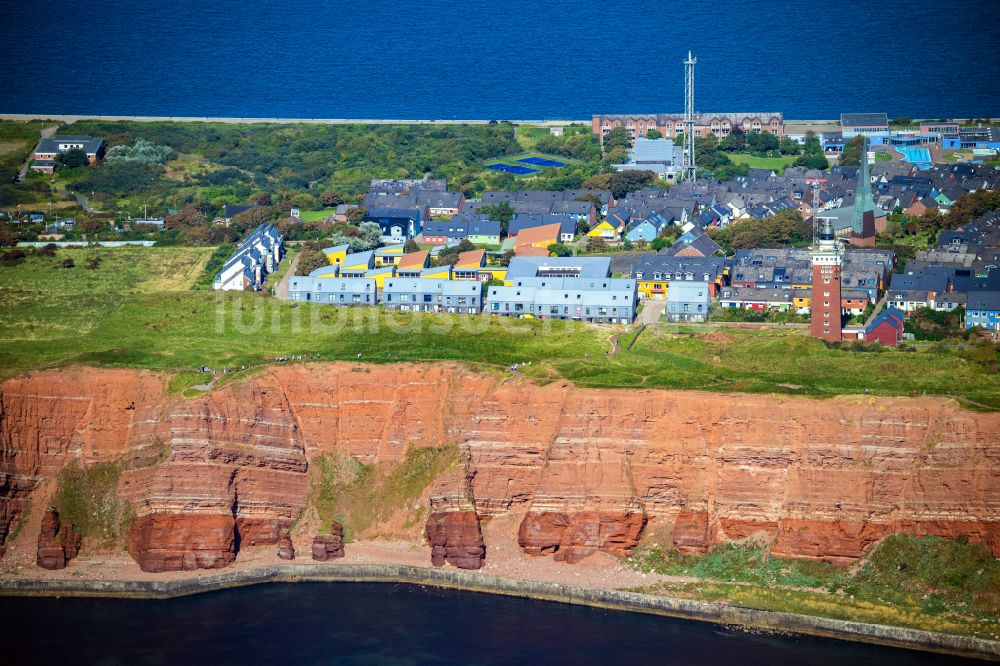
<box><xmin>0</xmin><ymin>583</ymin><xmax>988</xmax><ymax>664</ymax></box>
<box><xmin>2</xmin><ymin>0</ymin><xmax>999</xmax><ymax>119</ymax></box>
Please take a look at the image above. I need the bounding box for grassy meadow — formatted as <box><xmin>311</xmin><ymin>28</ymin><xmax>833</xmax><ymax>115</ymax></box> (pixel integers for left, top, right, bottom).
<box><xmin>725</xmin><ymin>152</ymin><xmax>800</xmax><ymax>173</ymax></box>
<box><xmin>0</xmin><ymin>246</ymin><xmax>998</xmax><ymax>409</ymax></box>
<box><xmin>627</xmin><ymin>536</ymin><xmax>1000</xmax><ymax>640</ymax></box>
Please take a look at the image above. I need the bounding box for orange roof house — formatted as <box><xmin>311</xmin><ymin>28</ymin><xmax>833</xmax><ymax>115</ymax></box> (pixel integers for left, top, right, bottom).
<box><xmin>454</xmin><ymin>249</ymin><xmax>486</xmax><ymax>268</ymax></box>
<box><xmin>397</xmin><ymin>250</ymin><xmax>430</xmax><ymax>270</ymax></box>
<box><xmin>514</xmin><ymin>223</ymin><xmax>560</xmax><ymax>256</ymax></box>
<box><xmin>395</xmin><ymin>249</ymin><xmax>431</xmax><ymax>277</ymax></box>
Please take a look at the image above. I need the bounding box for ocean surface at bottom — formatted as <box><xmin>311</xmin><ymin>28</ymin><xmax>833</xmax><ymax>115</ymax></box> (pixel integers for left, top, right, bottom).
<box><xmin>0</xmin><ymin>582</ymin><xmax>987</xmax><ymax>665</ymax></box>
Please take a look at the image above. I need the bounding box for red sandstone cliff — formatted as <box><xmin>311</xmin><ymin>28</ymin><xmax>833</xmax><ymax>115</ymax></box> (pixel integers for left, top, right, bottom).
<box><xmin>1</xmin><ymin>364</ymin><xmax>998</xmax><ymax>572</ymax></box>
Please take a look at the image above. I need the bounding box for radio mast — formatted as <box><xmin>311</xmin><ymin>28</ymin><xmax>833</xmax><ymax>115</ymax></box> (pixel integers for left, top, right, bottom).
<box><xmin>683</xmin><ymin>51</ymin><xmax>697</xmax><ymax>182</ymax></box>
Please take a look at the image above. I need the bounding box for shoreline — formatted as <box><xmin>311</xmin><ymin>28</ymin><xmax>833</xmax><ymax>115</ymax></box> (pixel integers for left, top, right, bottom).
<box><xmin>1</xmin><ymin>113</ymin><xmax>993</xmax><ymax>128</ymax></box>
<box><xmin>0</xmin><ymin>113</ymin><xmax>841</xmax><ymax>126</ymax></box>
<box><xmin>1</xmin><ymin>563</ymin><xmax>998</xmax><ymax>661</ymax></box>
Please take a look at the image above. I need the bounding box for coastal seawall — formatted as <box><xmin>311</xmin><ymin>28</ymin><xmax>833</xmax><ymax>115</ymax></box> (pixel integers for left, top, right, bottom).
<box><xmin>2</xmin><ymin>564</ymin><xmax>998</xmax><ymax>660</ymax></box>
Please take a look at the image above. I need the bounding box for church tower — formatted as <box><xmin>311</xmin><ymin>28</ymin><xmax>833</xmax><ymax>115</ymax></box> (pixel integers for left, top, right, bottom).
<box><xmin>850</xmin><ymin>137</ymin><xmax>877</xmax><ymax>247</ymax></box>
<box><xmin>811</xmin><ymin>193</ymin><xmax>843</xmax><ymax>342</ymax></box>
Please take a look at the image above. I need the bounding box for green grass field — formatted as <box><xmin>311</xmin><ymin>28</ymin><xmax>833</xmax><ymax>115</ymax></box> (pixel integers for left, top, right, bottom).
<box><xmin>725</xmin><ymin>153</ymin><xmax>799</xmax><ymax>173</ymax></box>
<box><xmin>627</xmin><ymin>536</ymin><xmax>1000</xmax><ymax>640</ymax></box>
<box><xmin>0</xmin><ymin>246</ymin><xmax>997</xmax><ymax>409</ymax></box>
<box><xmin>296</xmin><ymin>210</ymin><xmax>334</xmax><ymax>222</ymax></box>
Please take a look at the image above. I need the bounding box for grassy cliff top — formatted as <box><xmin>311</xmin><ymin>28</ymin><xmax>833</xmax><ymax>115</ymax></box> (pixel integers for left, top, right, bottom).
<box><xmin>1</xmin><ymin>246</ymin><xmax>998</xmax><ymax>408</ymax></box>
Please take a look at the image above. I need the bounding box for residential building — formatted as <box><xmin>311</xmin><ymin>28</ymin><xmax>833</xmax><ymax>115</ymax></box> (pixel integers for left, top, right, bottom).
<box><xmin>613</xmin><ymin>138</ymin><xmax>684</xmax><ymax>180</ymax></box>
<box><xmin>423</xmin><ymin>214</ymin><xmax>502</xmax><ymax>245</ymax></box>
<box><xmin>374</xmin><ymin>244</ymin><xmax>405</xmax><ymax>267</ymax></box>
<box><xmin>632</xmin><ymin>256</ymin><xmax>725</xmax><ymax>299</ymax></box>
<box><xmin>506</xmin><ymin>256</ymin><xmax>611</xmax><ymax>280</ymax></box>
<box><xmin>452</xmin><ymin>249</ymin><xmax>507</xmax><ymax>282</ymax></box>
<box><xmin>586</xmin><ymin>218</ymin><xmax>622</xmax><ymax>240</ymax></box>
<box><xmin>466</xmin><ymin>190</ymin><xmax>601</xmax><ymax>226</ymax></box>
<box><xmin>287</xmin><ymin>276</ymin><xmax>377</xmax><ymax>306</ymax></box>
<box><xmin>487</xmin><ymin>276</ymin><xmax>636</xmax><ymax>324</ymax></box>
<box><xmin>32</xmin><ymin>135</ymin><xmax>105</xmax><ymax>169</ymax></box>
<box><xmin>322</xmin><ymin>244</ymin><xmax>350</xmax><ymax>266</ymax></box>
<box><xmin>381</xmin><ymin>278</ymin><xmax>482</xmax><ymax>314</ymax></box>
<box><xmin>508</xmin><ymin>213</ymin><xmax>577</xmax><ymax>242</ymax></box>
<box><xmin>370</xmin><ymin>178</ymin><xmax>447</xmax><ymax>194</ymax></box>
<box><xmin>663</xmin><ymin>228</ymin><xmax>723</xmax><ymax>257</ymax></box>
<box><xmin>965</xmin><ymin>291</ymin><xmax>1000</xmax><ymax>338</ymax></box>
<box><xmin>592</xmin><ymin>113</ymin><xmax>784</xmax><ymax>142</ymax></box>
<box><xmin>513</xmin><ymin>223</ymin><xmax>561</xmax><ymax>256</ymax></box>
<box><xmin>223</xmin><ymin>204</ymin><xmax>259</xmax><ymax>224</ymax></box>
<box><xmin>864</xmin><ymin>307</ymin><xmax>905</xmax><ymax>346</ymax></box>
<box><xmin>719</xmin><ymin>286</ymin><xmax>797</xmax><ymax>312</ymax></box>
<box><xmin>396</xmin><ymin>250</ymin><xmax>431</xmax><ymax>277</ymax></box>
<box><xmin>664</xmin><ymin>281</ymin><xmax>711</xmax><ymax>322</ymax></box>
<box><xmin>212</xmin><ymin>224</ymin><xmax>284</xmax><ymax>291</ymax></box>
<box><xmin>364</xmin><ymin>207</ymin><xmax>423</xmax><ymax>243</ymax></box>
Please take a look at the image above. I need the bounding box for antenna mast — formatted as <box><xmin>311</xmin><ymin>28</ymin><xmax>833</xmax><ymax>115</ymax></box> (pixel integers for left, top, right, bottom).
<box><xmin>683</xmin><ymin>51</ymin><xmax>697</xmax><ymax>182</ymax></box>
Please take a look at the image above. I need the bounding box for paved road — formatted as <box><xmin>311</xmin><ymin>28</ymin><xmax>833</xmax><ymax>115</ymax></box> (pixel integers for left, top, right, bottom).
<box><xmin>274</xmin><ymin>253</ymin><xmax>300</xmax><ymax>299</ymax></box>
<box><xmin>636</xmin><ymin>298</ymin><xmax>665</xmax><ymax>326</ymax></box>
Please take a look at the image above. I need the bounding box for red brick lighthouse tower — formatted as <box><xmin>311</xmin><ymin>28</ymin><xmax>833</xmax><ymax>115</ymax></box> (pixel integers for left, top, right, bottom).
<box><xmin>810</xmin><ymin>181</ymin><xmax>843</xmax><ymax>342</ymax></box>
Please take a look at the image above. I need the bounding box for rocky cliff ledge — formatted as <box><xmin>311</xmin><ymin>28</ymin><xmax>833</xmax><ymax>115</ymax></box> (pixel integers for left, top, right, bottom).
<box><xmin>1</xmin><ymin>364</ymin><xmax>997</xmax><ymax>571</ymax></box>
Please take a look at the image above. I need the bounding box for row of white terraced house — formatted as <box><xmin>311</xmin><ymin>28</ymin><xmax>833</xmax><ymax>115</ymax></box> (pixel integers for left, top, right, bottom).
<box><xmin>212</xmin><ymin>224</ymin><xmax>284</xmax><ymax>291</ymax></box>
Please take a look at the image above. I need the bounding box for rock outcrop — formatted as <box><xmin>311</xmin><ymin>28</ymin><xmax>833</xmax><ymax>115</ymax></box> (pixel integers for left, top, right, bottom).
<box><xmin>35</xmin><ymin>509</ymin><xmax>82</xmax><ymax>570</ymax></box>
<box><xmin>519</xmin><ymin>510</ymin><xmax>647</xmax><ymax>563</ymax></box>
<box><xmin>277</xmin><ymin>532</ymin><xmax>295</xmax><ymax>560</ymax></box>
<box><xmin>311</xmin><ymin>523</ymin><xmax>345</xmax><ymax>561</ymax></box>
<box><xmin>425</xmin><ymin>511</ymin><xmax>485</xmax><ymax>569</ymax></box>
<box><xmin>128</xmin><ymin>514</ymin><xmax>237</xmax><ymax>573</ymax></box>
<box><xmin>2</xmin><ymin>364</ymin><xmax>999</xmax><ymax>571</ymax></box>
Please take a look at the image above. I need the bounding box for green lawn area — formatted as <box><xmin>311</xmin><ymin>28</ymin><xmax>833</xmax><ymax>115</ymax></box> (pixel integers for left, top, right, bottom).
<box><xmin>626</xmin><ymin>536</ymin><xmax>1000</xmax><ymax>640</ymax></box>
<box><xmin>725</xmin><ymin>153</ymin><xmax>799</xmax><ymax>173</ymax></box>
<box><xmin>515</xmin><ymin>125</ymin><xmax>552</xmax><ymax>150</ymax></box>
<box><xmin>297</xmin><ymin>210</ymin><xmax>334</xmax><ymax>222</ymax></box>
<box><xmin>262</xmin><ymin>246</ymin><xmax>299</xmax><ymax>288</ymax></box>
<box><xmin>1</xmin><ymin>248</ymin><xmax>997</xmax><ymax>409</ymax></box>
<box><xmin>874</xmin><ymin>151</ymin><xmax>892</xmax><ymax>161</ymax></box>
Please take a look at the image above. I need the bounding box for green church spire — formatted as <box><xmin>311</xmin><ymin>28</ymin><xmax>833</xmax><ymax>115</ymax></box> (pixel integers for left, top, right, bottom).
<box><xmin>853</xmin><ymin>137</ymin><xmax>875</xmax><ymax>234</ymax></box>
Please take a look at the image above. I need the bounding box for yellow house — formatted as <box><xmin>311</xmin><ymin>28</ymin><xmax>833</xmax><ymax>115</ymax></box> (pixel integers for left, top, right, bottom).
<box><xmin>452</xmin><ymin>249</ymin><xmax>484</xmax><ymax>280</ymax></box>
<box><xmin>793</xmin><ymin>292</ymin><xmax>811</xmax><ymax>310</ymax></box>
<box><xmin>322</xmin><ymin>243</ymin><xmax>349</xmax><ymax>266</ymax></box>
<box><xmin>514</xmin><ymin>223</ymin><xmax>561</xmax><ymax>256</ymax></box>
<box><xmin>309</xmin><ymin>264</ymin><xmax>340</xmax><ymax>278</ymax></box>
<box><xmin>374</xmin><ymin>244</ymin><xmax>405</xmax><ymax>267</ymax></box>
<box><xmin>637</xmin><ymin>278</ymin><xmax>669</xmax><ymax>299</ymax></box>
<box><xmin>420</xmin><ymin>265</ymin><xmax>452</xmax><ymax>279</ymax></box>
<box><xmin>586</xmin><ymin>220</ymin><xmax>620</xmax><ymax>240</ymax></box>
<box><xmin>396</xmin><ymin>250</ymin><xmax>430</xmax><ymax>277</ymax></box>
<box><xmin>340</xmin><ymin>250</ymin><xmax>376</xmax><ymax>277</ymax></box>
<box><xmin>365</xmin><ymin>266</ymin><xmax>396</xmax><ymax>289</ymax></box>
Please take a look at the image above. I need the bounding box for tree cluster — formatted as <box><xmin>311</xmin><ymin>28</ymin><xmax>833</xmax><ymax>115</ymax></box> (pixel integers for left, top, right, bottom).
<box><xmin>57</xmin><ymin>148</ymin><xmax>90</xmax><ymax>169</ymax></box>
<box><xmin>582</xmin><ymin>170</ymin><xmax>656</xmax><ymax>199</ymax></box>
<box><xmin>105</xmin><ymin>139</ymin><xmax>173</xmax><ymax>166</ymax></box>
<box><xmin>793</xmin><ymin>132</ymin><xmax>829</xmax><ymax>170</ymax></box>
<box><xmin>709</xmin><ymin>209</ymin><xmax>811</xmax><ymax>254</ymax></box>
<box><xmin>838</xmin><ymin>135</ymin><xmax>865</xmax><ymax>167</ymax></box>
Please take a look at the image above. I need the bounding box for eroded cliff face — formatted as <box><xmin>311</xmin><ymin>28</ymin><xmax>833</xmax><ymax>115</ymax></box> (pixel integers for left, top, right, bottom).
<box><xmin>1</xmin><ymin>364</ymin><xmax>998</xmax><ymax>571</ymax></box>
